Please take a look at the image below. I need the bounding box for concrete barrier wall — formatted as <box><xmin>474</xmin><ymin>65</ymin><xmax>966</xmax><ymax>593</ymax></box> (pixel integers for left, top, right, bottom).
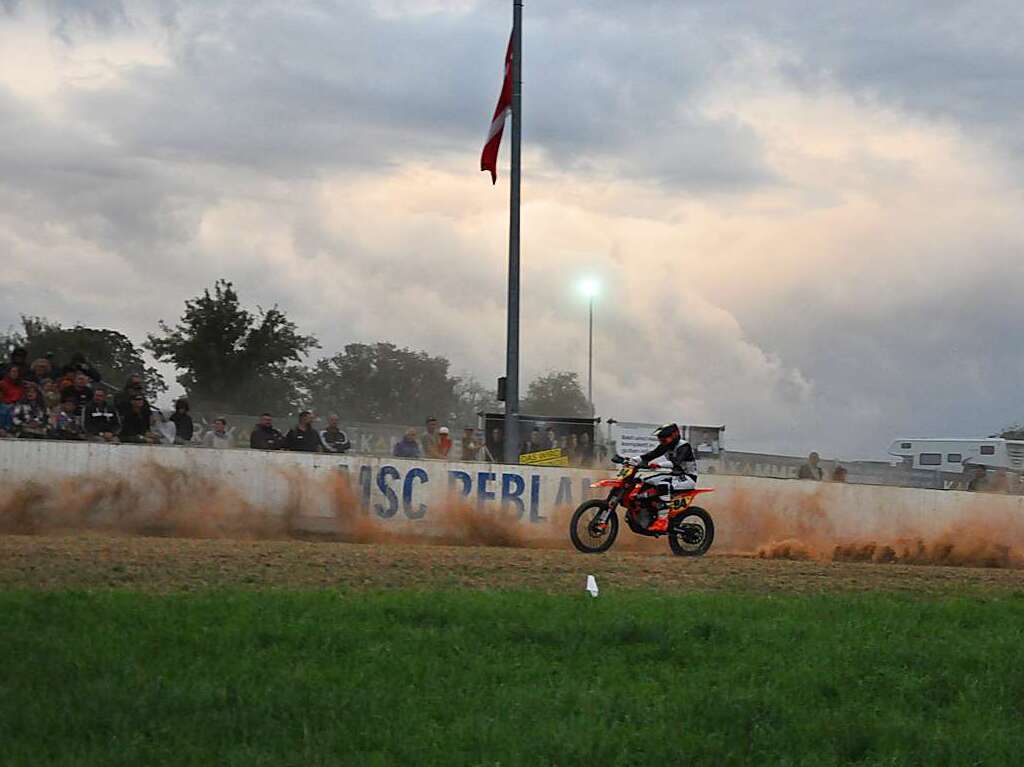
<box><xmin>0</xmin><ymin>440</ymin><xmax>608</xmax><ymax>524</ymax></box>
<box><xmin>3</xmin><ymin>440</ymin><xmax>1023</xmax><ymax>549</ymax></box>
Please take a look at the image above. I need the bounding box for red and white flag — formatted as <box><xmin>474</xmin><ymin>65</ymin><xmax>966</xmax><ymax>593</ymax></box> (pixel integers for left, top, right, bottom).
<box><xmin>481</xmin><ymin>34</ymin><xmax>513</xmax><ymax>184</ymax></box>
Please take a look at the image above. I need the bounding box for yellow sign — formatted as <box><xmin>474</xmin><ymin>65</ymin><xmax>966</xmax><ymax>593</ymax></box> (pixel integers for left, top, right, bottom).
<box><xmin>519</xmin><ymin>448</ymin><xmax>568</xmax><ymax>466</ymax></box>
<box><xmin>535</xmin><ymin>456</ymin><xmax>570</xmax><ymax>467</ymax></box>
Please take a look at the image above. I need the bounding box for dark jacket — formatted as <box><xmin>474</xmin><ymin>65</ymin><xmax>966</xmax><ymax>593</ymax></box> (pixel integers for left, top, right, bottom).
<box><xmin>115</xmin><ymin>387</ymin><xmax>146</xmax><ymax>414</ymax></box>
<box><xmin>640</xmin><ymin>440</ymin><xmax>698</xmax><ymax>479</ymax></box>
<box><xmin>320</xmin><ymin>427</ymin><xmax>351</xmax><ymax>453</ymax></box>
<box><xmin>393</xmin><ymin>438</ymin><xmax>421</xmax><ymax>459</ymax></box>
<box><xmin>170</xmin><ymin>412</ymin><xmax>194</xmax><ymax>442</ymax></box>
<box><xmin>83</xmin><ymin>401</ymin><xmax>121</xmax><ymax>436</ymax></box>
<box><xmin>60</xmin><ymin>384</ymin><xmax>94</xmax><ymax>415</ymax></box>
<box><xmin>284</xmin><ymin>424</ymin><xmax>321</xmax><ymax>452</ymax></box>
<box><xmin>797</xmin><ymin>463</ymin><xmax>823</xmax><ymax>481</ymax></box>
<box><xmin>119</xmin><ymin>407</ymin><xmax>151</xmax><ymax>442</ymax></box>
<box><xmin>250</xmin><ymin>424</ymin><xmax>284</xmax><ymax>450</ymax></box>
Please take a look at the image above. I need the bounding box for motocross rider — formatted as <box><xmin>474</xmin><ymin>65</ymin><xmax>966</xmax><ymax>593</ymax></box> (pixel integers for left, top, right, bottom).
<box><xmin>626</xmin><ymin>423</ymin><xmax>697</xmax><ymax>533</ymax></box>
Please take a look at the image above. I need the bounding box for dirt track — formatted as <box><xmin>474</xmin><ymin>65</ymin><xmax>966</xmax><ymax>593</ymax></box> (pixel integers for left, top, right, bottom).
<box><xmin>3</xmin><ymin>533</ymin><xmax>1024</xmax><ymax>595</ymax></box>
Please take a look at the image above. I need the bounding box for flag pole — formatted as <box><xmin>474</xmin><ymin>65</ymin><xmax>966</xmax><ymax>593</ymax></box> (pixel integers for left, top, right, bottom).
<box><xmin>503</xmin><ymin>0</ymin><xmax>523</xmax><ymax>464</ymax></box>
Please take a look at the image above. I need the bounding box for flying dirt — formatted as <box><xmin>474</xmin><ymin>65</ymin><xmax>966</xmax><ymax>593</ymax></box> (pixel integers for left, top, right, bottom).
<box><xmin>3</xmin><ymin>463</ymin><xmax>1024</xmax><ymax>572</ymax></box>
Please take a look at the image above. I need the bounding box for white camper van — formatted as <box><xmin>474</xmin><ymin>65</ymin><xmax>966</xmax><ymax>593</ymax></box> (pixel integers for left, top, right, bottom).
<box><xmin>887</xmin><ymin>438</ymin><xmax>1024</xmax><ymax>474</ymax></box>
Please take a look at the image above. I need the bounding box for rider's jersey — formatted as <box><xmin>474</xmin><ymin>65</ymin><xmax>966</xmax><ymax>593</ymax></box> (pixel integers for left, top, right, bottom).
<box><xmin>639</xmin><ymin>440</ymin><xmax>698</xmax><ymax>479</ymax></box>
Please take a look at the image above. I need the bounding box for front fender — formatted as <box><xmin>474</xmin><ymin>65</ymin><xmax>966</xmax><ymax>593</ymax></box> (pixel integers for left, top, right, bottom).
<box><xmin>591</xmin><ymin>479</ymin><xmax>624</xmax><ymax>489</ymax></box>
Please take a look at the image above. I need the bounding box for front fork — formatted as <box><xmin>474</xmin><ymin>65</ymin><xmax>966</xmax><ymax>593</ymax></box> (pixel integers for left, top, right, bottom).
<box><xmin>596</xmin><ymin>490</ymin><xmax>621</xmax><ymax>524</ymax></box>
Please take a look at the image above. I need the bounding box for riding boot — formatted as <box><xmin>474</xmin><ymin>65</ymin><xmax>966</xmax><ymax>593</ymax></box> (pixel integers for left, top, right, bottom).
<box><xmin>647</xmin><ymin>499</ymin><xmax>670</xmax><ymax>533</ymax></box>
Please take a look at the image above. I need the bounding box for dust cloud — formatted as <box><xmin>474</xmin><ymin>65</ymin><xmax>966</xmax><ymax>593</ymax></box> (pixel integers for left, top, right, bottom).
<box><xmin>2</xmin><ymin>467</ymin><xmax>1023</xmax><ymax>569</ymax></box>
<box><xmin>721</xmin><ymin>486</ymin><xmax>1024</xmax><ymax>569</ymax></box>
<box><xmin>0</xmin><ymin>464</ymin><xmax>555</xmax><ymax>550</ymax></box>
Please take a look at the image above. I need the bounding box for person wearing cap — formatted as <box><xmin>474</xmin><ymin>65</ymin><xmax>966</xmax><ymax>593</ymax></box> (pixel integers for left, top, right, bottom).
<box><xmin>421</xmin><ymin>417</ymin><xmax>441</xmax><ymax>458</ymax></box>
<box><xmin>438</xmin><ymin>426</ymin><xmax>453</xmax><ymax>458</ymax></box>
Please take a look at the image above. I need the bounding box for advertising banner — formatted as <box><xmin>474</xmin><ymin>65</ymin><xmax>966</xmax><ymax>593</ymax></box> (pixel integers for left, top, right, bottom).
<box><xmin>609</xmin><ymin>422</ymin><xmax>660</xmax><ymax>458</ymax></box>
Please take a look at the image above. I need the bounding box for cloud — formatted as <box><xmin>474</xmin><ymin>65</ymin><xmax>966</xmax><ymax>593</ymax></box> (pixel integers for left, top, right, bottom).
<box><xmin>2</xmin><ymin>0</ymin><xmax>1024</xmax><ymax>458</ymax></box>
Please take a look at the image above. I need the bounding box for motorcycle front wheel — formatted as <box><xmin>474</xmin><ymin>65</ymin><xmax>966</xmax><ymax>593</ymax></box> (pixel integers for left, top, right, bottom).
<box><xmin>668</xmin><ymin>506</ymin><xmax>715</xmax><ymax>557</ymax></box>
<box><xmin>569</xmin><ymin>500</ymin><xmax>619</xmax><ymax>554</ymax></box>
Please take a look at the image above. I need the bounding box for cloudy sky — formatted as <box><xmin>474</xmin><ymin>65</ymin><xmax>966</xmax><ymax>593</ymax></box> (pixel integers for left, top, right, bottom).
<box><xmin>2</xmin><ymin>0</ymin><xmax>1024</xmax><ymax>458</ymax></box>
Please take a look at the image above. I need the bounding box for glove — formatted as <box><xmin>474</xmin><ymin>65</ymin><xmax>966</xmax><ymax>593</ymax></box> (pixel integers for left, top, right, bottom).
<box><xmin>626</xmin><ymin>456</ymin><xmax>642</xmax><ymax>467</ymax></box>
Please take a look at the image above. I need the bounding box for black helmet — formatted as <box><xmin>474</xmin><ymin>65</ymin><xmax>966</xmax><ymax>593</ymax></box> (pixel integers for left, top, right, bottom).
<box><xmin>653</xmin><ymin>422</ymin><xmax>681</xmax><ymax>447</ymax></box>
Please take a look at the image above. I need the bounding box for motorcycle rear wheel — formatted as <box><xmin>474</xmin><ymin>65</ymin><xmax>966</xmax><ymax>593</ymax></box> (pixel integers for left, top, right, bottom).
<box><xmin>668</xmin><ymin>506</ymin><xmax>715</xmax><ymax>557</ymax></box>
<box><xmin>569</xmin><ymin>500</ymin><xmax>619</xmax><ymax>554</ymax></box>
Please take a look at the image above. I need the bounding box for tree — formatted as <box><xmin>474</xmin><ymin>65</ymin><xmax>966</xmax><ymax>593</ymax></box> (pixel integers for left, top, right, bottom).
<box><xmin>146</xmin><ymin>280</ymin><xmax>318</xmax><ymax>414</ymax></box>
<box><xmin>1000</xmin><ymin>424</ymin><xmax>1024</xmax><ymax>440</ymax></box>
<box><xmin>451</xmin><ymin>376</ymin><xmax>502</xmax><ymax>428</ymax></box>
<box><xmin>307</xmin><ymin>342</ymin><xmax>460</xmax><ymax>425</ymax></box>
<box><xmin>521</xmin><ymin>371</ymin><xmax>591</xmax><ymax>417</ymax></box>
<box><xmin>2</xmin><ymin>316</ymin><xmax>165</xmax><ymax>398</ymax></box>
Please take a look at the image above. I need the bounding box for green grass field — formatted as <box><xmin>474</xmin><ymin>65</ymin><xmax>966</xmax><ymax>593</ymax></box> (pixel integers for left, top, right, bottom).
<box><xmin>4</xmin><ymin>588</ymin><xmax>1024</xmax><ymax>766</ymax></box>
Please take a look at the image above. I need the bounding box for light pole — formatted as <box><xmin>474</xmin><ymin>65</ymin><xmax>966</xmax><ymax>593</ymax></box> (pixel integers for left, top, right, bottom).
<box><xmin>579</xmin><ymin>279</ymin><xmax>600</xmax><ymax>416</ymax></box>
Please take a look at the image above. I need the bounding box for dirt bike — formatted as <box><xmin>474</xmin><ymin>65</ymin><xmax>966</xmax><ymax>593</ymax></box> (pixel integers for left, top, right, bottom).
<box><xmin>569</xmin><ymin>455</ymin><xmax>715</xmax><ymax>556</ymax></box>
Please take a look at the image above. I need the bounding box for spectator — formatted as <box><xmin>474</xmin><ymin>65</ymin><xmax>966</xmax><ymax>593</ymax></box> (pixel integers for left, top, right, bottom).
<box><xmin>577</xmin><ymin>432</ymin><xmax>595</xmax><ymax>468</ymax></box>
<box><xmin>527</xmin><ymin>428</ymin><xmax>544</xmax><ymax>453</ymax></box>
<box><xmin>798</xmin><ymin>452</ymin><xmax>824</xmax><ymax>481</ymax></box>
<box><xmin>60</xmin><ymin>372</ymin><xmax>94</xmax><ymax>416</ymax></box>
<box><xmin>12</xmin><ymin>384</ymin><xmax>48</xmax><ymax>439</ymax></box>
<box><xmin>967</xmin><ymin>465</ymin><xmax>990</xmax><ymax>492</ymax></box>
<box><xmin>170</xmin><ymin>398</ymin><xmax>194</xmax><ymax>444</ymax></box>
<box><xmin>566</xmin><ymin>433</ymin><xmax>580</xmax><ymax>465</ymax></box>
<box><xmin>115</xmin><ymin>374</ymin><xmax>146</xmax><ymax>413</ymax></box>
<box><xmin>831</xmin><ymin>463</ymin><xmax>848</xmax><ymax>483</ymax></box>
<box><xmin>24</xmin><ymin>358</ymin><xmax>52</xmax><ymax>386</ymax></box>
<box><xmin>2</xmin><ymin>347</ymin><xmax>27</xmax><ymax>377</ymax></box>
<box><xmin>0</xmin><ymin>365</ymin><xmax>26</xmax><ymax>433</ymax></box>
<box><xmin>52</xmin><ymin>399</ymin><xmax>85</xmax><ymax>440</ymax></box>
<box><xmin>1</xmin><ymin>365</ymin><xmax>26</xmax><ymax>405</ymax></box>
<box><xmin>545</xmin><ymin>427</ymin><xmax>557</xmax><ymax>451</ymax></box>
<box><xmin>41</xmin><ymin>380</ymin><xmax>61</xmax><ymax>416</ymax></box>
<box><xmin>250</xmin><ymin>413</ymin><xmax>284</xmax><ymax>450</ymax></box>
<box><xmin>319</xmin><ymin>414</ymin><xmax>351</xmax><ymax>453</ymax></box>
<box><xmin>60</xmin><ymin>352</ymin><xmax>102</xmax><ymax>383</ymax></box>
<box><xmin>119</xmin><ymin>394</ymin><xmax>158</xmax><ymax>444</ymax></box>
<box><xmin>202</xmin><ymin>417</ymin><xmax>235</xmax><ymax>449</ymax></box>
<box><xmin>438</xmin><ymin>426</ymin><xmax>453</xmax><ymax>457</ymax></box>
<box><xmin>461</xmin><ymin>427</ymin><xmax>481</xmax><ymax>461</ymax></box>
<box><xmin>488</xmin><ymin>428</ymin><xmax>504</xmax><ymax>463</ymax></box>
<box><xmin>394</xmin><ymin>428</ymin><xmax>421</xmax><ymax>459</ymax></box>
<box><xmin>421</xmin><ymin>417</ymin><xmax>441</xmax><ymax>458</ymax></box>
<box><xmin>151</xmin><ymin>409</ymin><xmax>177</xmax><ymax>444</ymax></box>
<box><xmin>83</xmin><ymin>388</ymin><xmax>121</xmax><ymax>442</ymax></box>
<box><xmin>284</xmin><ymin>411</ymin><xmax>321</xmax><ymax>452</ymax></box>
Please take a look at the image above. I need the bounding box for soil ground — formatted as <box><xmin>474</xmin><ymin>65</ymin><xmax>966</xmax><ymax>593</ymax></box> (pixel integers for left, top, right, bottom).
<box><xmin>3</xmin><ymin>532</ymin><xmax>1024</xmax><ymax>594</ymax></box>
